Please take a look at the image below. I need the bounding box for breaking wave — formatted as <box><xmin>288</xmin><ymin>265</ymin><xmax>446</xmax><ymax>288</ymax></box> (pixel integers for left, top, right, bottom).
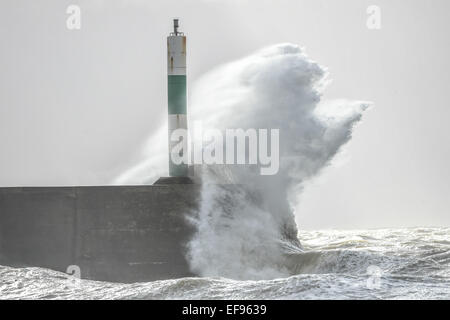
<box><xmin>114</xmin><ymin>43</ymin><xmax>371</xmax><ymax>280</ymax></box>
<box><xmin>187</xmin><ymin>44</ymin><xmax>369</xmax><ymax>279</ymax></box>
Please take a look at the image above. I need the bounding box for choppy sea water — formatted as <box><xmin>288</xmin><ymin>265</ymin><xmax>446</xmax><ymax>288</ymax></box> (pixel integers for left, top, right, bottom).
<box><xmin>1</xmin><ymin>227</ymin><xmax>449</xmax><ymax>300</ymax></box>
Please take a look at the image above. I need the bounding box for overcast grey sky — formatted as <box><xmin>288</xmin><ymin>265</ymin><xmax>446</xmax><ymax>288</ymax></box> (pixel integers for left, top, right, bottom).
<box><xmin>0</xmin><ymin>0</ymin><xmax>449</xmax><ymax>229</ymax></box>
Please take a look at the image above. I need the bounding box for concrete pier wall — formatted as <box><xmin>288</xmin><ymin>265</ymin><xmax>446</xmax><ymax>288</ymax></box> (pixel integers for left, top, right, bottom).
<box><xmin>0</xmin><ymin>185</ymin><xmax>200</xmax><ymax>283</ymax></box>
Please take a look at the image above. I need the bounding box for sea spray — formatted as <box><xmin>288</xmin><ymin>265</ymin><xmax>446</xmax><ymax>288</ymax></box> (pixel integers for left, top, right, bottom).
<box><xmin>186</xmin><ymin>44</ymin><xmax>369</xmax><ymax>279</ymax></box>
<box><xmin>114</xmin><ymin>43</ymin><xmax>370</xmax><ymax>280</ymax></box>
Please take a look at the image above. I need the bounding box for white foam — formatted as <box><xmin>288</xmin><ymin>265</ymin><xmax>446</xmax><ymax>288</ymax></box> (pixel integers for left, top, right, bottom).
<box><xmin>114</xmin><ymin>44</ymin><xmax>371</xmax><ymax>280</ymax></box>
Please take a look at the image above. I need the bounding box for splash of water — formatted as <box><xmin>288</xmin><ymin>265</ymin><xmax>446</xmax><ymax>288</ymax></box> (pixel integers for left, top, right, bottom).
<box><xmin>114</xmin><ymin>43</ymin><xmax>370</xmax><ymax>280</ymax></box>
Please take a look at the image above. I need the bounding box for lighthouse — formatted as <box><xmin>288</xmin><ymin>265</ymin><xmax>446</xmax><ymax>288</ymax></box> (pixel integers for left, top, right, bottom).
<box><xmin>167</xmin><ymin>19</ymin><xmax>188</xmax><ymax>177</ymax></box>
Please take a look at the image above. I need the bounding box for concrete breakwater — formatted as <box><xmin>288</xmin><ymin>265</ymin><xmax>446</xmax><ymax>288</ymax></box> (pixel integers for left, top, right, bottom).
<box><xmin>0</xmin><ymin>182</ymin><xmax>200</xmax><ymax>283</ymax></box>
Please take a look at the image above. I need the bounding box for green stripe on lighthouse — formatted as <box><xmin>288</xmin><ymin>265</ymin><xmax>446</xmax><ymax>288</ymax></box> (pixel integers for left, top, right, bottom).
<box><xmin>168</xmin><ymin>75</ymin><xmax>187</xmax><ymax>115</ymax></box>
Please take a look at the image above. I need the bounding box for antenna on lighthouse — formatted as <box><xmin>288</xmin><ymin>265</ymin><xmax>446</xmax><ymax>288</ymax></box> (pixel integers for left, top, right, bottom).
<box><xmin>173</xmin><ymin>19</ymin><xmax>179</xmax><ymax>35</ymax></box>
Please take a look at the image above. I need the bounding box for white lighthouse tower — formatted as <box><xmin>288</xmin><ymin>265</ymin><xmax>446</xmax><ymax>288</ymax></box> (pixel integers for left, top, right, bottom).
<box><xmin>167</xmin><ymin>19</ymin><xmax>188</xmax><ymax>177</ymax></box>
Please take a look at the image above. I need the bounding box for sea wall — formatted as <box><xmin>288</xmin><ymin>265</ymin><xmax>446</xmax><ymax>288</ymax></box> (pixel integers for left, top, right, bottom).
<box><xmin>0</xmin><ymin>184</ymin><xmax>200</xmax><ymax>283</ymax></box>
